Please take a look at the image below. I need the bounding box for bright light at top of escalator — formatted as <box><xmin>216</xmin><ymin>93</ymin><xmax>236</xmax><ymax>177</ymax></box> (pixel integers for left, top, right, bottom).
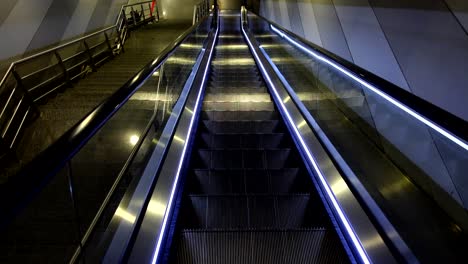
<box><xmin>130</xmin><ymin>135</ymin><xmax>139</xmax><ymax>145</ymax></box>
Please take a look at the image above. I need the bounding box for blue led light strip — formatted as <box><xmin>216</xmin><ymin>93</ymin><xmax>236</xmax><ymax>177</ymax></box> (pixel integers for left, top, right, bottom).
<box><xmin>270</xmin><ymin>25</ymin><xmax>468</xmax><ymax>152</ymax></box>
<box><xmin>150</xmin><ymin>23</ymin><xmax>219</xmax><ymax>264</ymax></box>
<box><xmin>241</xmin><ymin>23</ymin><xmax>371</xmax><ymax>264</ymax></box>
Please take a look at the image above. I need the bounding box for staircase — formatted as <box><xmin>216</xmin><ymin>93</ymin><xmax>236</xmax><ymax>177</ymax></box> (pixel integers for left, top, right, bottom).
<box><xmin>0</xmin><ymin>22</ymin><xmax>191</xmax><ymax>182</ymax></box>
<box><xmin>167</xmin><ymin>11</ymin><xmax>349</xmax><ymax>263</ymax></box>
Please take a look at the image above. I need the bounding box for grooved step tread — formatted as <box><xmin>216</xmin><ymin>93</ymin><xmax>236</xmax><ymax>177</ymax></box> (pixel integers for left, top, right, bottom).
<box><xmin>175</xmin><ymin>229</ymin><xmax>348</xmax><ymax>264</ymax></box>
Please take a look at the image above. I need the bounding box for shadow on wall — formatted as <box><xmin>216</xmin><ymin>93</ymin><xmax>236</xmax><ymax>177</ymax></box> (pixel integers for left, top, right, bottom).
<box><xmin>0</xmin><ymin>0</ymin><xmax>129</xmax><ymax>62</ymax></box>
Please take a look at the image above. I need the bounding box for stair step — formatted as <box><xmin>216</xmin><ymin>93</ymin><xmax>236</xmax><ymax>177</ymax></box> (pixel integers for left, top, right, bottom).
<box><xmin>206</xmin><ymin>87</ymin><xmax>267</xmax><ymax>93</ymax></box>
<box><xmin>189</xmin><ymin>168</ymin><xmax>309</xmax><ymax>194</ymax></box>
<box><xmin>174</xmin><ymin>229</ymin><xmax>348</xmax><ymax>264</ymax></box>
<box><xmin>182</xmin><ymin>194</ymin><xmax>316</xmax><ymax>229</ymax></box>
<box><xmin>198</xmin><ymin>132</ymin><xmax>285</xmax><ymax>149</ymax></box>
<box><xmin>201</xmin><ymin>110</ymin><xmax>278</xmax><ymax>121</ymax></box>
<box><xmin>201</xmin><ymin>120</ymin><xmax>281</xmax><ymax>134</ymax></box>
<box><xmin>202</xmin><ymin>101</ymin><xmax>274</xmax><ymax>111</ymax></box>
<box><xmin>194</xmin><ymin>148</ymin><xmax>295</xmax><ymax>169</ymax></box>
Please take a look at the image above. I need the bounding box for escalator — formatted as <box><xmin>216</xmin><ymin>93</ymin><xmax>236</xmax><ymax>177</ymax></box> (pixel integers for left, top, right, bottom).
<box><xmin>165</xmin><ymin>12</ymin><xmax>349</xmax><ymax>263</ymax></box>
<box><xmin>1</xmin><ymin>6</ymin><xmax>468</xmax><ymax>264</ymax></box>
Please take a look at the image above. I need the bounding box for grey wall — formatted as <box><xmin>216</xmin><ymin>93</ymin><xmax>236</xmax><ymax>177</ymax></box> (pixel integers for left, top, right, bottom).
<box><xmin>219</xmin><ymin>0</ymin><xmax>243</xmax><ymax>10</ymax></box>
<box><xmin>260</xmin><ymin>0</ymin><xmax>468</xmax><ymax>121</ymax></box>
<box><xmin>158</xmin><ymin>0</ymin><xmax>200</xmax><ymax>22</ymax></box>
<box><xmin>0</xmin><ymin>0</ymin><xmax>129</xmax><ymax>61</ymax></box>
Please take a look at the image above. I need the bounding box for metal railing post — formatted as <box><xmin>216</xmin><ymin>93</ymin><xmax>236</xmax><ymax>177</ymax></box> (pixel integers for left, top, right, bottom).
<box><xmin>141</xmin><ymin>4</ymin><xmax>145</xmax><ymax>20</ymax></box>
<box><xmin>54</xmin><ymin>51</ymin><xmax>70</xmax><ymax>83</ymax></box>
<box><xmin>11</xmin><ymin>67</ymin><xmax>38</xmax><ymax>111</ymax></box>
<box><xmin>155</xmin><ymin>4</ymin><xmax>160</xmax><ymax>21</ymax></box>
<box><xmin>121</xmin><ymin>9</ymin><xmax>128</xmax><ymax>30</ymax></box>
<box><xmin>193</xmin><ymin>5</ymin><xmax>198</xmax><ymax>25</ymax></box>
<box><xmin>131</xmin><ymin>6</ymin><xmax>137</xmax><ymax>26</ymax></box>
<box><xmin>104</xmin><ymin>32</ymin><xmax>115</xmax><ymax>56</ymax></box>
<box><xmin>117</xmin><ymin>28</ymin><xmax>125</xmax><ymax>53</ymax></box>
<box><xmin>83</xmin><ymin>40</ymin><xmax>96</xmax><ymax>71</ymax></box>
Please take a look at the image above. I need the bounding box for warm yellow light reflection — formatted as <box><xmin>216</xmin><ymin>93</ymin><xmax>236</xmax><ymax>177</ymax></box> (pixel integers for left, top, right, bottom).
<box><xmin>254</xmin><ymin>34</ymin><xmax>276</xmax><ymax>38</ymax></box>
<box><xmin>147</xmin><ymin>200</ymin><xmax>166</xmax><ymax>216</ymax></box>
<box><xmin>173</xmin><ymin>135</ymin><xmax>185</xmax><ymax>144</ymax></box>
<box><xmin>260</xmin><ymin>44</ymin><xmax>283</xmax><ymax>48</ymax></box>
<box><xmin>185</xmin><ymin>106</ymin><xmax>194</xmax><ymax>114</ymax></box>
<box><xmin>166</xmin><ymin>57</ymin><xmax>195</xmax><ymax>64</ymax></box>
<box><xmin>212</xmin><ymin>58</ymin><xmax>254</xmax><ymax>65</ymax></box>
<box><xmin>330</xmin><ymin>180</ymin><xmax>349</xmax><ymax>196</ymax></box>
<box><xmin>297</xmin><ymin>120</ymin><xmax>307</xmax><ymax>129</ymax></box>
<box><xmin>181</xmin><ymin>43</ymin><xmax>203</xmax><ymax>49</ymax></box>
<box><xmin>130</xmin><ymin>135</ymin><xmax>139</xmax><ymax>145</ymax></box>
<box><xmin>115</xmin><ymin>207</ymin><xmax>136</xmax><ymax>224</ymax></box>
<box><xmin>153</xmin><ymin>71</ymin><xmax>160</xmax><ymax>77</ymax></box>
<box><xmin>219</xmin><ymin>35</ymin><xmax>241</xmax><ymax>39</ymax></box>
<box><xmin>217</xmin><ymin>44</ymin><xmax>248</xmax><ymax>50</ymax></box>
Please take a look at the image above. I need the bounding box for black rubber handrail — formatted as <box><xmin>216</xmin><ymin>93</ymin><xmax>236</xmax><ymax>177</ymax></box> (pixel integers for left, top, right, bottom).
<box><xmin>0</xmin><ymin>19</ymin><xmax>208</xmax><ymax>226</ymax></box>
<box><xmin>252</xmin><ymin>12</ymin><xmax>468</xmax><ymax>143</ymax></box>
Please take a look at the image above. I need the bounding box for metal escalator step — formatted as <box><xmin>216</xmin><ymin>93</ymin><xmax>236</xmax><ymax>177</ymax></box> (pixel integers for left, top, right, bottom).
<box><xmin>207</xmin><ymin>87</ymin><xmax>267</xmax><ymax>94</ymax></box>
<box><xmin>198</xmin><ymin>132</ymin><xmax>285</xmax><ymax>149</ymax></box>
<box><xmin>201</xmin><ymin>120</ymin><xmax>280</xmax><ymax>133</ymax></box>
<box><xmin>195</xmin><ymin>148</ymin><xmax>292</xmax><ymax>169</ymax></box>
<box><xmin>202</xmin><ymin>101</ymin><xmax>274</xmax><ymax>111</ymax></box>
<box><xmin>175</xmin><ymin>229</ymin><xmax>348</xmax><ymax>264</ymax></box>
<box><xmin>208</xmin><ymin>81</ymin><xmax>264</xmax><ymax>88</ymax></box>
<box><xmin>204</xmin><ymin>93</ymin><xmax>271</xmax><ymax>102</ymax></box>
<box><xmin>183</xmin><ymin>194</ymin><xmax>313</xmax><ymax>229</ymax></box>
<box><xmin>188</xmin><ymin>168</ymin><xmax>307</xmax><ymax>194</ymax></box>
<box><xmin>201</xmin><ymin>110</ymin><xmax>278</xmax><ymax>121</ymax></box>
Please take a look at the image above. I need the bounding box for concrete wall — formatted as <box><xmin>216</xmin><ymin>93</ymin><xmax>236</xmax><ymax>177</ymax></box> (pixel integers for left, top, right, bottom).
<box><xmin>0</xmin><ymin>0</ymin><xmax>129</xmax><ymax>61</ymax></box>
<box><xmin>259</xmin><ymin>0</ymin><xmax>468</xmax><ymax>121</ymax></box>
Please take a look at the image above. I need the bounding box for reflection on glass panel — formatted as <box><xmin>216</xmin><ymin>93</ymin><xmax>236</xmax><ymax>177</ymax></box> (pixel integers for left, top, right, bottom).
<box><xmin>248</xmin><ymin>13</ymin><xmax>468</xmax><ymax>262</ymax></box>
<box><xmin>0</xmin><ymin>166</ymin><xmax>80</xmax><ymax>263</ymax></box>
<box><xmin>77</xmin><ymin>17</ymin><xmax>212</xmax><ymax>260</ymax></box>
<box><xmin>0</xmin><ymin>16</ymin><xmax>212</xmax><ymax>263</ymax></box>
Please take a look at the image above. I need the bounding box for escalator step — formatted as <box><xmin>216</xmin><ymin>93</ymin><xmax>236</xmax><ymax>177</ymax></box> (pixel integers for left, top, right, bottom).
<box><xmin>175</xmin><ymin>229</ymin><xmax>348</xmax><ymax>264</ymax></box>
<box><xmin>201</xmin><ymin>110</ymin><xmax>278</xmax><ymax>121</ymax></box>
<box><xmin>202</xmin><ymin>101</ymin><xmax>274</xmax><ymax>111</ymax></box>
<box><xmin>201</xmin><ymin>120</ymin><xmax>280</xmax><ymax>133</ymax></box>
<box><xmin>198</xmin><ymin>132</ymin><xmax>285</xmax><ymax>149</ymax></box>
<box><xmin>188</xmin><ymin>168</ymin><xmax>306</xmax><ymax>194</ymax></box>
<box><xmin>182</xmin><ymin>194</ymin><xmax>319</xmax><ymax>229</ymax></box>
<box><xmin>195</xmin><ymin>148</ymin><xmax>293</xmax><ymax>169</ymax></box>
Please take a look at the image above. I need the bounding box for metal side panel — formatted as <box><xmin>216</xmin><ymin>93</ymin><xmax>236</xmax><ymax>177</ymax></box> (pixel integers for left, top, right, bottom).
<box><xmin>126</xmin><ymin>16</ymin><xmax>219</xmax><ymax>264</ymax></box>
<box><xmin>257</xmin><ymin>45</ymin><xmax>416</xmax><ymax>263</ymax></box>
<box><xmin>240</xmin><ymin>7</ymin><xmax>397</xmax><ymax>264</ymax></box>
<box><xmin>100</xmin><ymin>47</ymin><xmax>206</xmax><ymax>264</ymax></box>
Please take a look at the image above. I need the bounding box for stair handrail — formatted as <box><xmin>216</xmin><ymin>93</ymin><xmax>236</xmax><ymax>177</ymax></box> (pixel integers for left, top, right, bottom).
<box><xmin>0</xmin><ymin>0</ymin><xmax>155</xmax><ymax>89</ymax></box>
<box><xmin>0</xmin><ymin>1</ymin><xmax>155</xmax><ymax>154</ymax></box>
<box><xmin>251</xmin><ymin>11</ymin><xmax>468</xmax><ymax>146</ymax></box>
<box><xmin>0</xmin><ymin>14</ymin><xmax>210</xmax><ymax>230</ymax></box>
